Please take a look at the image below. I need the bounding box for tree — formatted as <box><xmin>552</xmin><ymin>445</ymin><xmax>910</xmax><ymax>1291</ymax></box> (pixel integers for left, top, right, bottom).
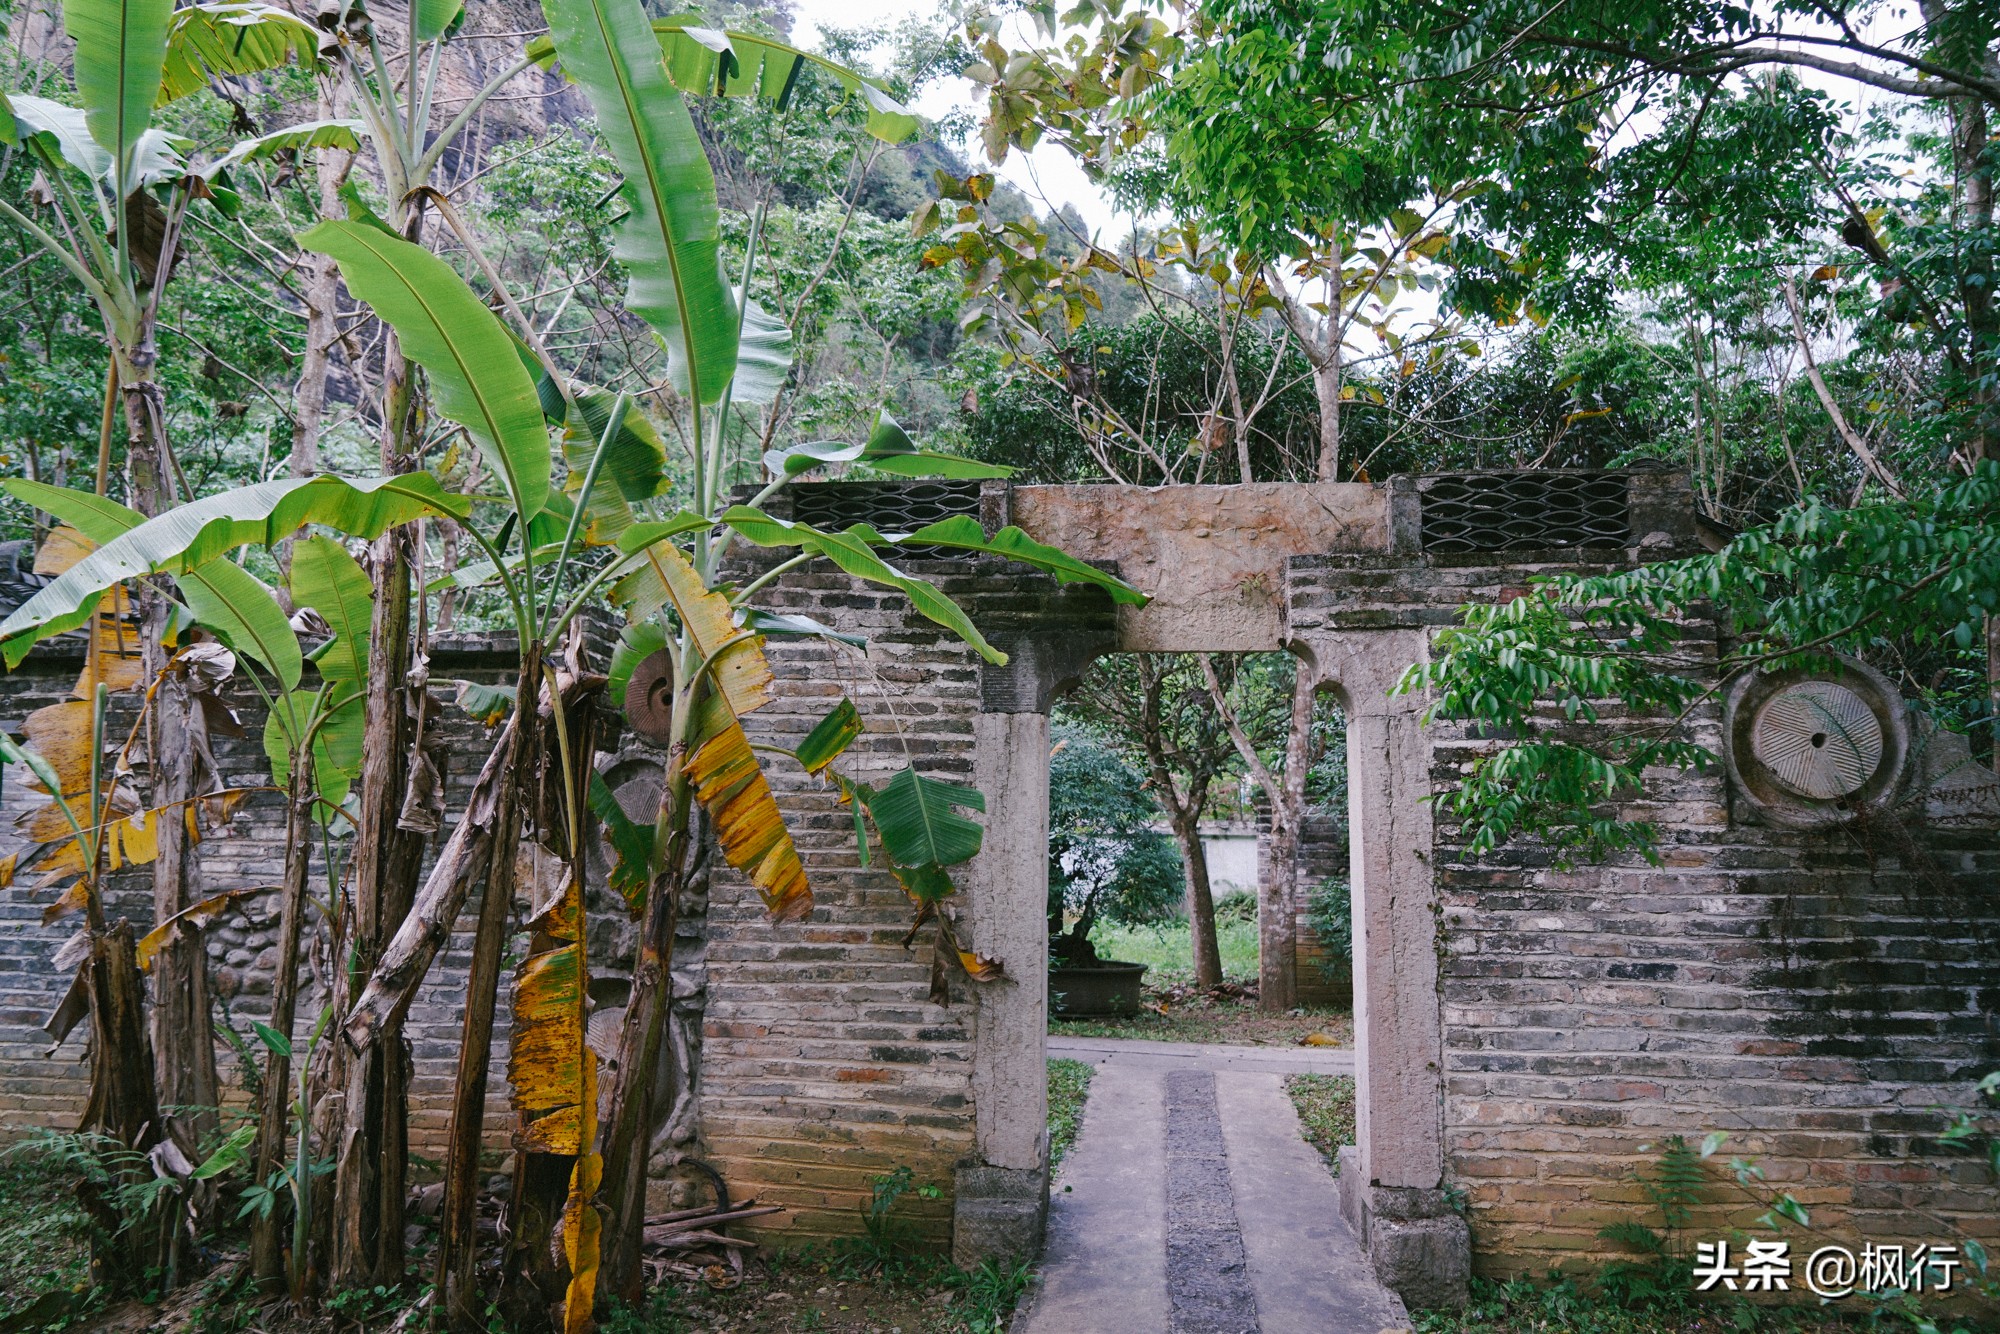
<box><xmin>1046</xmin><ymin>721</ymin><xmax>1184</xmax><ymax>964</ymax></box>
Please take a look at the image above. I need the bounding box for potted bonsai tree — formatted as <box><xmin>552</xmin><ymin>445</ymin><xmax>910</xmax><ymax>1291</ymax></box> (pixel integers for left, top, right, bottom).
<box><xmin>1047</xmin><ymin>724</ymin><xmax>1184</xmax><ymax>1016</ymax></box>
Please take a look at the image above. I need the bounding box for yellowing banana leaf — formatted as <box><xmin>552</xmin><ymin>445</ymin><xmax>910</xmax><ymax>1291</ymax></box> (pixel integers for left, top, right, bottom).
<box><xmin>0</xmin><ymin>473</ymin><xmax>469</xmax><ymax>665</ymax></box>
<box><xmin>17</xmin><ymin>485</ymin><xmax>301</xmax><ymax>691</ymax></box>
<box><xmin>534</xmin><ymin>0</ymin><xmax>739</xmax><ymax>404</ymax></box>
<box><xmin>301</xmin><ymin>222</ymin><xmax>550</xmax><ymax>520</ymax></box>
<box><xmin>506</xmin><ymin>853</ymin><xmax>601</xmax><ymax>1330</ymax></box>
<box><xmin>159</xmin><ymin>2</ymin><xmax>322</xmax><ymax>104</ymax></box>
<box><xmin>31</xmin><ymin>525</ymin><xmax>145</xmax><ymax>698</ymax></box>
<box><xmin>685</xmin><ymin>687</ymin><xmax>809</xmax><ymax>922</ymax></box>
<box><xmin>136</xmin><ymin>884</ymin><xmax>269</xmax><ymax>969</ymax></box>
<box><xmin>36</xmin><ymin>793</ymin><xmax>248</xmax><ymax>918</ymax></box>
<box><xmin>22</xmin><ymin>701</ymin><xmax>102</xmax><ymax>799</ymax></box>
<box><xmin>619</xmin><ymin>538</ymin><xmax>772</xmax><ymax>718</ymax></box>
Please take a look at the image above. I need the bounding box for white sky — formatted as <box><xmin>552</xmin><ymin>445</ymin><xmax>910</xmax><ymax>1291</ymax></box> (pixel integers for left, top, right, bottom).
<box><xmin>790</xmin><ymin>0</ymin><xmax>1133</xmax><ymax>239</ymax></box>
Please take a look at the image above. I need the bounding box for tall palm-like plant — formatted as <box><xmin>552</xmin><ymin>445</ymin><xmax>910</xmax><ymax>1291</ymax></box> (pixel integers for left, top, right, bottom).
<box><xmin>0</xmin><ymin>0</ymin><xmax>353</xmax><ymax>1254</ymax></box>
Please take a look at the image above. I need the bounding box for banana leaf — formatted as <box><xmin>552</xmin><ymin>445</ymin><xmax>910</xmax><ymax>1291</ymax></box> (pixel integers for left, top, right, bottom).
<box><xmin>301</xmin><ymin>221</ymin><xmax>550</xmax><ymax>519</ymax></box>
<box><xmin>0</xmin><ymin>473</ymin><xmax>469</xmax><ymax>665</ymax></box>
<box><xmin>535</xmin><ymin>0</ymin><xmax>739</xmax><ymax>403</ymax></box>
<box><xmin>63</xmin><ymin>0</ymin><xmax>172</xmax><ymax>193</ymax></box>
<box><xmin>524</xmin><ymin>22</ymin><xmax>919</xmax><ymax>143</ymax></box>
<box><xmin>159</xmin><ymin>2</ymin><xmax>321</xmax><ymax>104</ymax></box>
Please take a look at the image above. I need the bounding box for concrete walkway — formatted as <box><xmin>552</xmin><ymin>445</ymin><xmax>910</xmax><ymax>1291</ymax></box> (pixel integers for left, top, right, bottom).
<box><xmin>1021</xmin><ymin>1039</ymin><xmax>1407</xmax><ymax>1334</ymax></box>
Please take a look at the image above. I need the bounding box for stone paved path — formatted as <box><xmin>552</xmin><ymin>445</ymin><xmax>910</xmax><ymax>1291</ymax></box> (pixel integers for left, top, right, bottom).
<box><xmin>1020</xmin><ymin>1039</ymin><xmax>1407</xmax><ymax>1334</ymax></box>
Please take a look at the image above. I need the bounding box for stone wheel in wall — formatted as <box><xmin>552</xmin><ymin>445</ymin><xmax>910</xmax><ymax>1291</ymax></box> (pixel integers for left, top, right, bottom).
<box><xmin>1723</xmin><ymin>656</ymin><xmax>1910</xmax><ymax>828</ymax></box>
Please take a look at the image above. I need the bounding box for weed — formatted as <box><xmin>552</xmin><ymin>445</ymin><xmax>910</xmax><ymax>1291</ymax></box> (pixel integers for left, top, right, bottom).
<box><xmin>1285</xmin><ymin>1073</ymin><xmax>1356</xmax><ymax>1174</ymax></box>
<box><xmin>1047</xmin><ymin>1058</ymin><xmax>1093</xmax><ymax>1170</ymax></box>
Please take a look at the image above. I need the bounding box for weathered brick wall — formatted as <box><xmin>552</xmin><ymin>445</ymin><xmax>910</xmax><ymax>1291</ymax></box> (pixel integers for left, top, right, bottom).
<box><xmin>0</xmin><ymin>635</ymin><xmax>533</xmax><ymax>1157</ymax></box>
<box><xmin>697</xmin><ymin>555</ymin><xmax>986</xmax><ymax>1247</ymax></box>
<box><xmin>1291</xmin><ymin>813</ymin><xmax>1352</xmax><ymax>1008</ymax></box>
<box><xmin>1290</xmin><ymin>549</ymin><xmax>2000</xmax><ymax>1279</ymax></box>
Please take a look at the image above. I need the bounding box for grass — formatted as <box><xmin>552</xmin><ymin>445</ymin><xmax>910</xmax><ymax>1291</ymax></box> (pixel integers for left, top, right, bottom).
<box><xmin>1087</xmin><ymin>918</ymin><xmax>1259</xmax><ymax>987</ymax></box>
<box><xmin>1285</xmin><ymin>1074</ymin><xmax>1356</xmax><ymax>1175</ymax></box>
<box><xmin>0</xmin><ymin>1136</ymin><xmax>95</xmax><ymax>1319</ymax></box>
<box><xmin>1054</xmin><ymin>916</ymin><xmax>1353</xmax><ymax>1047</ymax></box>
<box><xmin>1412</xmin><ymin>1274</ymin><xmax>1874</xmax><ymax>1334</ymax></box>
<box><xmin>601</xmin><ymin>1250</ymin><xmax>1032</xmax><ymax>1334</ymax></box>
<box><xmin>1047</xmin><ymin>1059</ymin><xmax>1093</xmax><ymax>1172</ymax></box>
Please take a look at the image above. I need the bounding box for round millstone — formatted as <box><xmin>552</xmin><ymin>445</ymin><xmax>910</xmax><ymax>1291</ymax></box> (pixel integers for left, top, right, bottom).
<box><xmin>1750</xmin><ymin>680</ymin><xmax>1883</xmax><ymax>799</ymax></box>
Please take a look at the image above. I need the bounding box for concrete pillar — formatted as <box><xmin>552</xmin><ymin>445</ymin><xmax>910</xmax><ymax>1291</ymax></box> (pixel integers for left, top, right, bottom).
<box><xmin>953</xmin><ymin>709</ymin><xmax>1054</xmax><ymax>1267</ymax></box>
<box><xmin>1308</xmin><ymin>630</ymin><xmax>1471</xmax><ymax>1309</ymax></box>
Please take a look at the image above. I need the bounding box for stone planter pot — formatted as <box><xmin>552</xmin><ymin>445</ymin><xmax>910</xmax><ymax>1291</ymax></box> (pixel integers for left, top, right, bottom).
<box><xmin>1048</xmin><ymin>961</ymin><xmax>1147</xmax><ymax>1017</ymax></box>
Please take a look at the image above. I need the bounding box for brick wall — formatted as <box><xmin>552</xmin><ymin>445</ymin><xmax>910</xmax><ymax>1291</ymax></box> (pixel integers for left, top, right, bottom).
<box><xmin>1290</xmin><ymin>550</ymin><xmax>2000</xmax><ymax>1279</ymax></box>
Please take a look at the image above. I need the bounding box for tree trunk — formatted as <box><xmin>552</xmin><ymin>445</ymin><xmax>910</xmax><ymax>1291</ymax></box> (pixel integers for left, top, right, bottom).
<box><xmin>598</xmin><ymin>761</ymin><xmax>696</xmax><ymax>1304</ymax></box>
<box><xmin>1258</xmin><ymin>667</ymin><xmax>1313</xmax><ymax>1013</ymax></box>
<box><xmin>1170</xmin><ymin>814</ymin><xmax>1223</xmax><ymax>989</ymax></box>
<box><xmin>144</xmin><ymin>642</ymin><xmax>221</xmax><ymax>1153</ymax></box>
<box><xmin>438</xmin><ymin>650</ymin><xmax>541</xmax><ymax>1331</ymax></box>
<box><xmin>250</xmin><ymin>779</ymin><xmax>314</xmax><ymax>1284</ymax></box>
<box><xmin>287</xmin><ymin>77</ymin><xmax>353</xmax><ymax>488</ymax></box>
<box><xmin>117</xmin><ymin>335</ymin><xmax>224</xmax><ymax>1183</ymax></box>
<box><xmin>78</xmin><ymin>921</ymin><xmax>168</xmax><ymax>1292</ymax></box>
<box><xmin>1312</xmin><ymin>347</ymin><xmax>1342</xmax><ymax>483</ymax></box>
<box><xmin>329</xmin><ymin>528</ymin><xmax>424</xmax><ymax>1289</ymax></box>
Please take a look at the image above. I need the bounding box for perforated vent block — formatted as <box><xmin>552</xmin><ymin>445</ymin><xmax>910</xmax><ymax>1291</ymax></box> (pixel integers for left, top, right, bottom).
<box><xmin>791</xmin><ymin>480</ymin><xmax>985</xmax><ymax>557</ymax></box>
<box><xmin>1418</xmin><ymin>472</ymin><xmax>1632</xmax><ymax>552</ymax></box>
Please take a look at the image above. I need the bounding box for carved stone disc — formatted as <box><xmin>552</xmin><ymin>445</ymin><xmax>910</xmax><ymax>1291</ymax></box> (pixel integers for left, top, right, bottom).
<box><xmin>623</xmin><ymin>649</ymin><xmax>677</xmax><ymax>746</ymax></box>
<box><xmin>1750</xmin><ymin>681</ymin><xmax>1883</xmax><ymax>799</ymax></box>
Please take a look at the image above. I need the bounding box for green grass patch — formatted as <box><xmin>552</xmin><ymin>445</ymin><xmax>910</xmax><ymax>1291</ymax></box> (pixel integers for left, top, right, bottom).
<box><xmin>0</xmin><ymin>1137</ymin><xmax>94</xmax><ymax>1317</ymax></box>
<box><xmin>1088</xmin><ymin>917</ymin><xmax>1259</xmax><ymax>987</ymax></box>
<box><xmin>1047</xmin><ymin>1058</ymin><xmax>1094</xmax><ymax>1171</ymax></box>
<box><xmin>1413</xmin><ymin>1274</ymin><xmax>1863</xmax><ymax>1334</ymax></box>
<box><xmin>1285</xmin><ymin>1074</ymin><xmax>1356</xmax><ymax>1175</ymax></box>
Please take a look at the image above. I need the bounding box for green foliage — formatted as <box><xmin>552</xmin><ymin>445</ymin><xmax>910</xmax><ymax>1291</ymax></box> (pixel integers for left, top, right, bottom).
<box><xmin>0</xmin><ymin>1137</ymin><xmax>95</xmax><ymax>1316</ymax></box>
<box><xmin>1047</xmin><ymin>1058</ymin><xmax>1093</xmax><ymax>1170</ymax></box>
<box><xmin>1048</xmin><ymin>723</ymin><xmax>1185</xmax><ymax>951</ymax></box>
<box><xmin>1285</xmin><ymin>1074</ymin><xmax>1356</xmax><ymax>1175</ymax></box>
<box><xmin>1401</xmin><ymin>463</ymin><xmax>2000</xmax><ymax>861</ymax></box>
<box><xmin>1304</xmin><ymin>878</ymin><xmax>1350</xmax><ymax>983</ymax></box>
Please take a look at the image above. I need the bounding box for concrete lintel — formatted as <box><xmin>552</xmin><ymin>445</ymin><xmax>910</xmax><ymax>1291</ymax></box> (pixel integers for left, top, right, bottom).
<box><xmin>1010</xmin><ymin>482</ymin><xmax>1388</xmax><ymax>651</ymax></box>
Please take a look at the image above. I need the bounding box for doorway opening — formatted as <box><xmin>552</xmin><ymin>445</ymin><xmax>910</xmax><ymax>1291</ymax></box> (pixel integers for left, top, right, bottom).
<box><xmin>1042</xmin><ymin>650</ymin><xmax>1354</xmax><ymax>1050</ymax></box>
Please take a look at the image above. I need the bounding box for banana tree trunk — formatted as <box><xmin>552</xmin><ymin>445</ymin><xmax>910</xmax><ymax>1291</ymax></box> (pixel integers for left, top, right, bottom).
<box><xmin>329</xmin><ymin>525</ymin><xmax>425</xmax><ymax>1287</ymax></box>
<box><xmin>117</xmin><ymin>336</ymin><xmax>224</xmax><ymax>1177</ymax></box>
<box><xmin>77</xmin><ymin>920</ymin><xmax>166</xmax><ymax>1292</ymax></box>
<box><xmin>597</xmin><ymin>761</ymin><xmax>695</xmax><ymax>1304</ymax></box>
<box><xmin>249</xmin><ymin>778</ymin><xmax>315</xmax><ymax>1284</ymax></box>
<box><xmin>438</xmin><ymin>649</ymin><xmax>542</xmax><ymax>1331</ymax></box>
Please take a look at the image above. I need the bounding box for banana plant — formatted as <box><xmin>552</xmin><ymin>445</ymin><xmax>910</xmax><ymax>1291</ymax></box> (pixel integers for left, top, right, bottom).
<box><xmin>0</xmin><ymin>0</ymin><xmax>347</xmax><ymax>1196</ymax></box>
<box><xmin>0</xmin><ymin>8</ymin><xmax>1143</xmax><ymax>1330</ymax></box>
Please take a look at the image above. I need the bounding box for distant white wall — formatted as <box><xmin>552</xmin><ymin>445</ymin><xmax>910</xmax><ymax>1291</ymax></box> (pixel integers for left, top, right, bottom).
<box><xmin>1199</xmin><ymin>823</ymin><xmax>1260</xmax><ymax>897</ymax></box>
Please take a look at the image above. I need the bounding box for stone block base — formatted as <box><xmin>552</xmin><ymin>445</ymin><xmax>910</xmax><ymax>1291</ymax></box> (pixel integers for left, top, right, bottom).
<box><xmin>1336</xmin><ymin>1148</ymin><xmax>1471</xmax><ymax>1311</ymax></box>
<box><xmin>951</xmin><ymin>1161</ymin><xmax>1049</xmax><ymax>1269</ymax></box>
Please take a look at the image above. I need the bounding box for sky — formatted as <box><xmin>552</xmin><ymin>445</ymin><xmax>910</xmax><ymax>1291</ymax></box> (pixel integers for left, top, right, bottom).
<box><xmin>789</xmin><ymin>0</ymin><xmax>1132</xmax><ymax>238</ymax></box>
